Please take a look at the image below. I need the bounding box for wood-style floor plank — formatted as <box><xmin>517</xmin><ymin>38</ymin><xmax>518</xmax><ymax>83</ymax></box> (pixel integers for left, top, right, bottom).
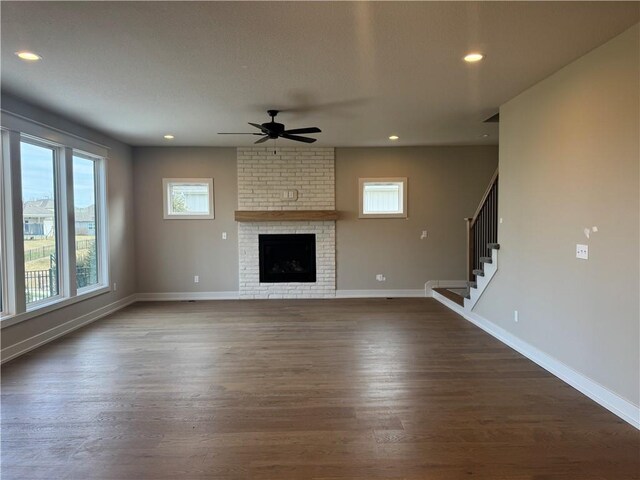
<box><xmin>1</xmin><ymin>298</ymin><xmax>638</xmax><ymax>479</ymax></box>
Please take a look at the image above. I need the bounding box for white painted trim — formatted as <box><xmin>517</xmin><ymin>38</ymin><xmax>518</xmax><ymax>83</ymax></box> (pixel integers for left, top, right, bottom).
<box><xmin>162</xmin><ymin>178</ymin><xmax>214</xmax><ymax>220</ymax></box>
<box><xmin>139</xmin><ymin>290</ymin><xmax>427</xmax><ymax>301</ymax></box>
<box><xmin>335</xmin><ymin>289</ymin><xmax>425</xmax><ymax>298</ymax></box>
<box><xmin>1</xmin><ymin>111</ymin><xmax>109</xmax><ymax>157</ymax></box>
<box><xmin>137</xmin><ymin>291</ymin><xmax>240</xmax><ymax>301</ymax></box>
<box><xmin>358</xmin><ymin>177</ymin><xmax>408</xmax><ymax>219</ymax></box>
<box><xmin>432</xmin><ymin>290</ymin><xmax>640</xmax><ymax>429</ymax></box>
<box><xmin>1</xmin><ymin>285</ymin><xmax>111</xmax><ymax>329</ymax></box>
<box><xmin>1</xmin><ymin>294</ymin><xmax>137</xmax><ymax>364</ymax></box>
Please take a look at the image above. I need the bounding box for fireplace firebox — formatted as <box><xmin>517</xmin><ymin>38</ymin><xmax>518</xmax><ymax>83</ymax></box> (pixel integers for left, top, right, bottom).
<box><xmin>259</xmin><ymin>234</ymin><xmax>316</xmax><ymax>283</ymax></box>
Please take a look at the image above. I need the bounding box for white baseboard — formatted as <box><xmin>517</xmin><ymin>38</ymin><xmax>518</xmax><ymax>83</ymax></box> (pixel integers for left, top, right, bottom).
<box><xmin>136</xmin><ymin>291</ymin><xmax>240</xmax><ymax>301</ymax></box>
<box><xmin>432</xmin><ymin>290</ymin><xmax>640</xmax><ymax>429</ymax></box>
<box><xmin>335</xmin><ymin>289</ymin><xmax>425</xmax><ymax>298</ymax></box>
<box><xmin>139</xmin><ymin>290</ymin><xmax>427</xmax><ymax>300</ymax></box>
<box><xmin>1</xmin><ymin>294</ymin><xmax>137</xmax><ymax>364</ymax></box>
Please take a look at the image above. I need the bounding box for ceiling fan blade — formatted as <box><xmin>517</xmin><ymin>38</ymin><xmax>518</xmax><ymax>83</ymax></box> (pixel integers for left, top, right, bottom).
<box><xmin>280</xmin><ymin>133</ymin><xmax>317</xmax><ymax>144</ymax></box>
<box><xmin>254</xmin><ymin>136</ymin><xmax>270</xmax><ymax>144</ymax></box>
<box><xmin>249</xmin><ymin>122</ymin><xmax>269</xmax><ymax>133</ymax></box>
<box><xmin>283</xmin><ymin>127</ymin><xmax>321</xmax><ymax>135</ymax></box>
<box><xmin>218</xmin><ymin>132</ymin><xmax>263</xmax><ymax>135</ymax></box>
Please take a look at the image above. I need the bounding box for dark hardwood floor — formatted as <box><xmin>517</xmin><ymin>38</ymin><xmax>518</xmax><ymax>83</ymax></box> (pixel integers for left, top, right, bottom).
<box><xmin>2</xmin><ymin>298</ymin><xmax>638</xmax><ymax>479</ymax></box>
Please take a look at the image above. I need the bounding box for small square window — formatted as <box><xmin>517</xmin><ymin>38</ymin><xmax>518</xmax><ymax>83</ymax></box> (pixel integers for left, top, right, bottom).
<box><xmin>359</xmin><ymin>177</ymin><xmax>407</xmax><ymax>218</ymax></box>
<box><xmin>163</xmin><ymin>178</ymin><xmax>214</xmax><ymax>219</ymax></box>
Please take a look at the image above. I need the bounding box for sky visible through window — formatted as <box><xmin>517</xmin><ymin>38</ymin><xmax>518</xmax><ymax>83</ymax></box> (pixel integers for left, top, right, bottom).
<box><xmin>21</xmin><ymin>143</ymin><xmax>95</xmax><ymax>207</ymax></box>
<box><xmin>73</xmin><ymin>156</ymin><xmax>95</xmax><ymax>208</ymax></box>
<box><xmin>21</xmin><ymin>142</ymin><xmax>54</xmax><ymax>201</ymax></box>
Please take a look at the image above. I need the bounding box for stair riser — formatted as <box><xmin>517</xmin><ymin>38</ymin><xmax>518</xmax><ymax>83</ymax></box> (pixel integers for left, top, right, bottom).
<box><xmin>465</xmin><ymin>247</ymin><xmax>498</xmax><ymax>310</ymax></box>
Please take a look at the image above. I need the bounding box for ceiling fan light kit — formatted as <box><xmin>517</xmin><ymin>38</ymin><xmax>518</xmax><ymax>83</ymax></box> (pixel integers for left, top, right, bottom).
<box><xmin>219</xmin><ymin>110</ymin><xmax>321</xmax><ymax>144</ymax></box>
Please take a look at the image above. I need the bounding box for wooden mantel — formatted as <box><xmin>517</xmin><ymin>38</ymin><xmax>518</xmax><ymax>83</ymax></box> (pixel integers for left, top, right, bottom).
<box><xmin>234</xmin><ymin>210</ymin><xmax>339</xmax><ymax>222</ymax></box>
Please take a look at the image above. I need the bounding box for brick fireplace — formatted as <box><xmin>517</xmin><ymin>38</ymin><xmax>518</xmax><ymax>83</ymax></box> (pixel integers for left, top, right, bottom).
<box><xmin>237</xmin><ymin>147</ymin><xmax>336</xmax><ymax>299</ymax></box>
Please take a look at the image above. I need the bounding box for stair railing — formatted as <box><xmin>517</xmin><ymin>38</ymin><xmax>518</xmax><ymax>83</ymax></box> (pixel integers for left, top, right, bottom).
<box><xmin>465</xmin><ymin>168</ymin><xmax>499</xmax><ymax>281</ymax></box>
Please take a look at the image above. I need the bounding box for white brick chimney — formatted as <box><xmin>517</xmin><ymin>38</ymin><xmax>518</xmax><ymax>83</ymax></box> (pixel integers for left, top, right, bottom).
<box><xmin>237</xmin><ymin>147</ymin><xmax>336</xmax><ymax>298</ymax></box>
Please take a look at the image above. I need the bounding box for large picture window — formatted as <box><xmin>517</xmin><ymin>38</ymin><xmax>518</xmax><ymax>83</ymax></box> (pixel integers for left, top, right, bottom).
<box><xmin>73</xmin><ymin>154</ymin><xmax>99</xmax><ymax>289</ymax></box>
<box><xmin>0</xmin><ymin>119</ymin><xmax>109</xmax><ymax>325</ymax></box>
<box><xmin>21</xmin><ymin>140</ymin><xmax>59</xmax><ymax>305</ymax></box>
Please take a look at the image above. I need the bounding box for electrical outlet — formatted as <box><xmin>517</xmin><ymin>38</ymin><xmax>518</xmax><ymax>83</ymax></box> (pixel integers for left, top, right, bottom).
<box><xmin>194</xmin><ymin>275</ymin><xmax>199</xmax><ymax>283</ymax></box>
<box><xmin>282</xmin><ymin>189</ymin><xmax>298</xmax><ymax>200</ymax></box>
<box><xmin>420</xmin><ymin>230</ymin><xmax>427</xmax><ymax>239</ymax></box>
<box><xmin>376</xmin><ymin>274</ymin><xmax>386</xmax><ymax>282</ymax></box>
<box><xmin>576</xmin><ymin>244</ymin><xmax>589</xmax><ymax>260</ymax></box>
<box><xmin>222</xmin><ymin>232</ymin><xmax>227</xmax><ymax>240</ymax></box>
<box><xmin>514</xmin><ymin>310</ymin><xmax>519</xmax><ymax>323</ymax></box>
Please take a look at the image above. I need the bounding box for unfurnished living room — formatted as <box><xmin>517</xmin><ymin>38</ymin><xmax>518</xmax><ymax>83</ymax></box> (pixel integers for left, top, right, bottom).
<box><xmin>1</xmin><ymin>1</ymin><xmax>639</xmax><ymax>479</ymax></box>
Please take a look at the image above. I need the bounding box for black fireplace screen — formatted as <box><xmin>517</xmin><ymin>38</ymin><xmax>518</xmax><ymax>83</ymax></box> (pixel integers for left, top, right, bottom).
<box><xmin>259</xmin><ymin>234</ymin><xmax>316</xmax><ymax>283</ymax></box>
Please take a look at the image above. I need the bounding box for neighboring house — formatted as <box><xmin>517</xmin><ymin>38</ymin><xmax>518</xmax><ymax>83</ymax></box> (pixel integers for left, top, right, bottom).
<box><xmin>23</xmin><ymin>199</ymin><xmax>95</xmax><ymax>238</ymax></box>
<box><xmin>74</xmin><ymin>206</ymin><xmax>95</xmax><ymax>236</ymax></box>
<box><xmin>22</xmin><ymin>199</ymin><xmax>54</xmax><ymax>238</ymax></box>
<box><xmin>171</xmin><ymin>184</ymin><xmax>209</xmax><ymax>213</ymax></box>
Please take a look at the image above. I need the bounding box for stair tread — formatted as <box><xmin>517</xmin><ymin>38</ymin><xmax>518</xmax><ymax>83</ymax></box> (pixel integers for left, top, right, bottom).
<box><xmin>488</xmin><ymin>243</ymin><xmax>500</xmax><ymax>250</ymax></box>
<box><xmin>480</xmin><ymin>256</ymin><xmax>493</xmax><ymax>264</ymax></box>
<box><xmin>432</xmin><ymin>287</ymin><xmax>465</xmax><ymax>306</ymax></box>
<box><xmin>472</xmin><ymin>269</ymin><xmax>484</xmax><ymax>277</ymax></box>
<box><xmin>467</xmin><ymin>281</ymin><xmax>477</xmax><ymax>288</ymax></box>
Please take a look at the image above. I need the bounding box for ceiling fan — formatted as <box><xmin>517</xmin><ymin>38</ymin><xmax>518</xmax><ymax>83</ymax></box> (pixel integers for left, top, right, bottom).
<box><xmin>218</xmin><ymin>110</ymin><xmax>321</xmax><ymax>144</ymax></box>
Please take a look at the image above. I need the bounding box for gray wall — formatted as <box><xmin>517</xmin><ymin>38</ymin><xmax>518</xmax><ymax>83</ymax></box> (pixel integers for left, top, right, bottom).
<box><xmin>0</xmin><ymin>93</ymin><xmax>136</xmax><ymax>350</ymax></box>
<box><xmin>132</xmin><ymin>146</ymin><xmax>498</xmax><ymax>294</ymax></box>
<box><xmin>476</xmin><ymin>25</ymin><xmax>640</xmax><ymax>405</ymax></box>
<box><xmin>133</xmin><ymin>147</ymin><xmax>238</xmax><ymax>293</ymax></box>
<box><xmin>336</xmin><ymin>146</ymin><xmax>498</xmax><ymax>290</ymax></box>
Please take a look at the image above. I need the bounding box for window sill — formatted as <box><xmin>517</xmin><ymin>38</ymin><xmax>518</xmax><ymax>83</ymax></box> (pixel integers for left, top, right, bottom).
<box><xmin>358</xmin><ymin>214</ymin><xmax>408</xmax><ymax>219</ymax></box>
<box><xmin>163</xmin><ymin>215</ymin><xmax>215</xmax><ymax>220</ymax></box>
<box><xmin>0</xmin><ymin>285</ymin><xmax>111</xmax><ymax>329</ymax></box>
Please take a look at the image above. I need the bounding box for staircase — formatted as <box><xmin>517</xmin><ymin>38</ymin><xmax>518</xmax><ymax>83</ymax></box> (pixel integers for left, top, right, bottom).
<box><xmin>464</xmin><ymin>242</ymin><xmax>499</xmax><ymax>309</ymax></box>
<box><xmin>463</xmin><ymin>168</ymin><xmax>499</xmax><ymax>309</ymax></box>
<box><xmin>430</xmin><ymin>168</ymin><xmax>499</xmax><ymax>309</ymax></box>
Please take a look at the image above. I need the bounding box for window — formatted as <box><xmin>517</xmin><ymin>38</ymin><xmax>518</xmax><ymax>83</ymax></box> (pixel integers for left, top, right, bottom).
<box><xmin>0</xmin><ymin>134</ymin><xmax>6</xmax><ymax>316</ymax></box>
<box><xmin>359</xmin><ymin>177</ymin><xmax>408</xmax><ymax>218</ymax></box>
<box><xmin>73</xmin><ymin>154</ymin><xmax>99</xmax><ymax>289</ymax></box>
<box><xmin>163</xmin><ymin>178</ymin><xmax>214</xmax><ymax>219</ymax></box>
<box><xmin>21</xmin><ymin>140</ymin><xmax>60</xmax><ymax>305</ymax></box>
<box><xmin>0</xmin><ymin>115</ymin><xmax>109</xmax><ymax>325</ymax></box>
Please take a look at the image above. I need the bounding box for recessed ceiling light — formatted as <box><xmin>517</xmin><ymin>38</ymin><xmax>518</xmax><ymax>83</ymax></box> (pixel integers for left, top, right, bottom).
<box><xmin>15</xmin><ymin>51</ymin><xmax>42</xmax><ymax>61</ymax></box>
<box><xmin>163</xmin><ymin>134</ymin><xmax>175</xmax><ymax>140</ymax></box>
<box><xmin>464</xmin><ymin>53</ymin><xmax>484</xmax><ymax>63</ymax></box>
<box><xmin>389</xmin><ymin>135</ymin><xmax>399</xmax><ymax>140</ymax></box>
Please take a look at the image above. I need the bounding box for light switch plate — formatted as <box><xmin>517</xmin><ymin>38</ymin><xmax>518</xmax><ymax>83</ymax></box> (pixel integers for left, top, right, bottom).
<box><xmin>576</xmin><ymin>244</ymin><xmax>589</xmax><ymax>260</ymax></box>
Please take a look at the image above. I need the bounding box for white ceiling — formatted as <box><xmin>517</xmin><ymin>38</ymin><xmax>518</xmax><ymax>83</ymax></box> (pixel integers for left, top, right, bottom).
<box><xmin>1</xmin><ymin>2</ymin><xmax>638</xmax><ymax>147</ymax></box>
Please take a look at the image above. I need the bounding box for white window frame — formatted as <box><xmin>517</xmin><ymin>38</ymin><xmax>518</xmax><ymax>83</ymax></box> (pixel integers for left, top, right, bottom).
<box><xmin>73</xmin><ymin>150</ymin><xmax>109</xmax><ymax>295</ymax></box>
<box><xmin>0</xmin><ymin>132</ymin><xmax>10</xmax><ymax>317</ymax></box>
<box><xmin>358</xmin><ymin>177</ymin><xmax>408</xmax><ymax>219</ymax></box>
<box><xmin>0</xmin><ymin>110</ymin><xmax>111</xmax><ymax>329</ymax></box>
<box><xmin>163</xmin><ymin>178</ymin><xmax>214</xmax><ymax>220</ymax></box>
<box><xmin>20</xmin><ymin>136</ymin><xmax>66</xmax><ymax>310</ymax></box>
